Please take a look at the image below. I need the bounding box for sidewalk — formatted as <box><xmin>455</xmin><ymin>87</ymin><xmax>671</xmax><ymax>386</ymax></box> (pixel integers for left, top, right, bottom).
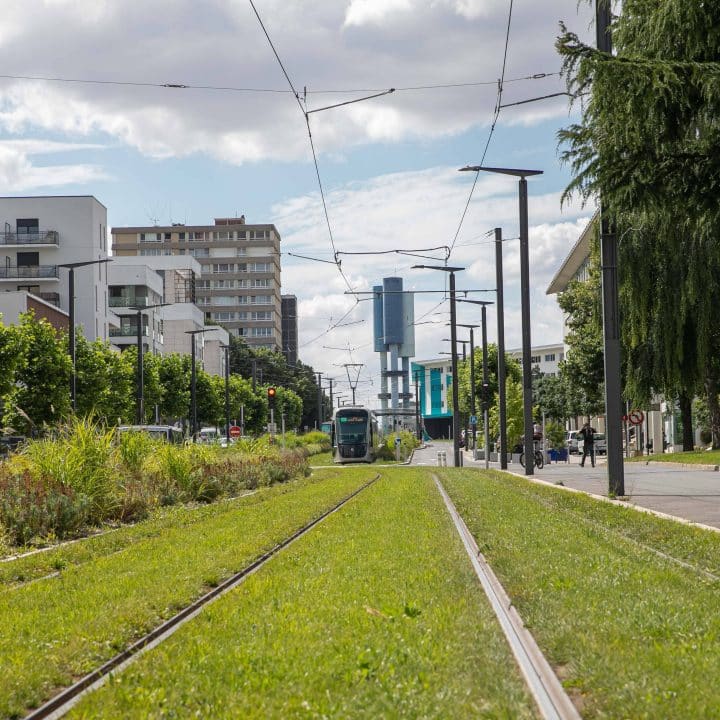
<box><xmin>412</xmin><ymin>442</ymin><xmax>720</xmax><ymax>531</ymax></box>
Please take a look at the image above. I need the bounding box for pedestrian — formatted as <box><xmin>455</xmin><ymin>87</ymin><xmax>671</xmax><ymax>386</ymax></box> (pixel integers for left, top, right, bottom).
<box><xmin>578</xmin><ymin>421</ymin><xmax>597</xmax><ymax>468</ymax></box>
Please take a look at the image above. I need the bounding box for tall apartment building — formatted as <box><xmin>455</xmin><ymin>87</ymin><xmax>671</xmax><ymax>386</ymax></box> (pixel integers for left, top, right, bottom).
<box><xmin>0</xmin><ymin>196</ymin><xmax>114</xmax><ymax>342</ymax></box>
<box><xmin>111</xmin><ymin>218</ymin><xmax>282</xmax><ymax>351</ymax></box>
<box><xmin>281</xmin><ymin>294</ymin><xmax>298</xmax><ymax>366</ymax></box>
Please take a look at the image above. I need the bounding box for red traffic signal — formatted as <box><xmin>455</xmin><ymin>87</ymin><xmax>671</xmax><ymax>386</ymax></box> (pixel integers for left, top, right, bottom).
<box><xmin>267</xmin><ymin>387</ymin><xmax>277</xmax><ymax>400</ymax></box>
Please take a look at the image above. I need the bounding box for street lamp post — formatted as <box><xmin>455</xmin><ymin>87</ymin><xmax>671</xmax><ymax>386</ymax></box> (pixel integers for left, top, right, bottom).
<box><xmin>460</xmin><ymin>166</ymin><xmax>542</xmax><ymax>476</ymax></box>
<box><xmin>58</xmin><ymin>258</ymin><xmax>112</xmax><ymax>412</ymax></box>
<box><xmin>413</xmin><ymin>265</ymin><xmax>465</xmax><ymax>466</ymax></box>
<box><xmin>456</xmin><ymin>324</ymin><xmax>479</xmax><ymax>455</ymax></box>
<box><xmin>414</xmin><ymin>369</ymin><xmax>422</xmax><ymax>442</ymax></box>
<box><xmin>185</xmin><ymin>328</ymin><xmax>219</xmax><ymax>441</ymax></box>
<box><xmin>221</xmin><ymin>344</ymin><xmax>231</xmax><ymax>446</ymax></box>
<box><xmin>494</xmin><ymin>228</ymin><xmax>508</xmax><ymax>469</ymax></box>
<box><xmin>444</xmin><ymin>337</ymin><xmax>469</xmax><ymax>453</ymax></box>
<box><xmin>130</xmin><ymin>302</ymin><xmax>168</xmax><ymax>424</ymax></box>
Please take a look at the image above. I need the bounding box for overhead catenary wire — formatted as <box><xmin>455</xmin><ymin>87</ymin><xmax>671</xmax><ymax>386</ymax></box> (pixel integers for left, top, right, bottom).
<box><xmin>0</xmin><ymin>72</ymin><xmax>560</xmax><ymax>95</ymax></box>
<box><xmin>447</xmin><ymin>0</ymin><xmax>515</xmax><ymax>260</ymax></box>
<box><xmin>248</xmin><ymin>0</ymin><xmax>357</xmax><ymax>300</ymax></box>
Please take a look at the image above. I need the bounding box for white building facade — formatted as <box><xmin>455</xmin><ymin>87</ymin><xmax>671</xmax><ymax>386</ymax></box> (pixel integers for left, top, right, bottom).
<box><xmin>0</xmin><ymin>196</ymin><xmax>113</xmax><ymax>342</ymax></box>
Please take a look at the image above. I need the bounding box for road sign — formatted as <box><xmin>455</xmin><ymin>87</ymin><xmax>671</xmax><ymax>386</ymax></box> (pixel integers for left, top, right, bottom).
<box><xmin>469</xmin><ymin>415</ymin><xmax>477</xmax><ymax>425</ymax></box>
<box><xmin>395</xmin><ymin>436</ymin><xmax>402</xmax><ymax>446</ymax></box>
<box><xmin>229</xmin><ymin>425</ymin><xmax>242</xmax><ymax>438</ymax></box>
<box><xmin>628</xmin><ymin>409</ymin><xmax>645</xmax><ymax>426</ymax></box>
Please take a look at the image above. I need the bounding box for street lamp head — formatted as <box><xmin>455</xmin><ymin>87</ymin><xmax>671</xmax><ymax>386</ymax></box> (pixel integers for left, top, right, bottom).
<box><xmin>59</xmin><ymin>258</ymin><xmax>112</xmax><ymax>269</ymax></box>
<box><xmin>129</xmin><ymin>302</ymin><xmax>170</xmax><ymax>312</ymax></box>
<box><xmin>457</xmin><ymin>299</ymin><xmax>494</xmax><ymax>306</ymax></box>
<box><xmin>412</xmin><ymin>264</ymin><xmax>465</xmax><ymax>272</ymax></box>
<box><xmin>458</xmin><ymin>165</ymin><xmax>543</xmax><ymax>178</ymax></box>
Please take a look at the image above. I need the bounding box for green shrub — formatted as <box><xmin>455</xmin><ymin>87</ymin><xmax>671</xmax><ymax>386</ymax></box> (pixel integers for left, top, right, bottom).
<box><xmin>0</xmin><ymin>422</ymin><xmax>310</xmax><ymax>552</ymax></box>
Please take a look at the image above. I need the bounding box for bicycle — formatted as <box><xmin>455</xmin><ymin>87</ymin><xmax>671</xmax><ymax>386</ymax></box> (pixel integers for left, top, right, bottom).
<box><xmin>519</xmin><ymin>448</ymin><xmax>544</xmax><ymax>469</ymax></box>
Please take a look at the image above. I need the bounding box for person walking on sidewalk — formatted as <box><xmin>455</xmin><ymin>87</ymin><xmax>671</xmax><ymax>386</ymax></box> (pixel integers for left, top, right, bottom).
<box><xmin>578</xmin><ymin>421</ymin><xmax>597</xmax><ymax>468</ymax></box>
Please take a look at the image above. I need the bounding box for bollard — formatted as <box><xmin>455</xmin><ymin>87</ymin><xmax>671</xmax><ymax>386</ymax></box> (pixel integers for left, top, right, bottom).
<box><xmin>437</xmin><ymin>451</ymin><xmax>443</xmax><ymax>467</ymax></box>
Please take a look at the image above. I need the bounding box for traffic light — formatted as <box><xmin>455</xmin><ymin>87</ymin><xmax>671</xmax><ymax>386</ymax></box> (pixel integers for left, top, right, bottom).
<box><xmin>481</xmin><ymin>382</ymin><xmax>490</xmax><ymax>409</ymax></box>
<box><xmin>267</xmin><ymin>386</ymin><xmax>277</xmax><ymax>409</ymax></box>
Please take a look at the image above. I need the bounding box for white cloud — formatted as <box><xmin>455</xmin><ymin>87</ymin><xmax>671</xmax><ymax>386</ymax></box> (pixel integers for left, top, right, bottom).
<box><xmin>0</xmin><ymin>0</ymin><xmax>593</xmax><ymax>164</ymax></box>
<box><xmin>0</xmin><ymin>144</ymin><xmax>108</xmax><ymax>190</ymax></box>
<box><xmin>276</xmin><ymin>166</ymin><xmax>590</xmax><ymax>378</ymax></box>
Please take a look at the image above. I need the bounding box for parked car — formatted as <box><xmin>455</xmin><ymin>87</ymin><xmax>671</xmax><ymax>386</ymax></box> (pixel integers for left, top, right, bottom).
<box><xmin>595</xmin><ymin>433</ymin><xmax>607</xmax><ymax>455</ymax></box>
<box><xmin>566</xmin><ymin>430</ymin><xmax>580</xmax><ymax>454</ymax></box>
<box><xmin>117</xmin><ymin>425</ymin><xmax>185</xmax><ymax>444</ymax></box>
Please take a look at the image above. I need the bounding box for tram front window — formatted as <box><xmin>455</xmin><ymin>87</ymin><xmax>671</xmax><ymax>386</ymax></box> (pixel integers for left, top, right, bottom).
<box><xmin>338</xmin><ymin>416</ymin><xmax>367</xmax><ymax>443</ymax></box>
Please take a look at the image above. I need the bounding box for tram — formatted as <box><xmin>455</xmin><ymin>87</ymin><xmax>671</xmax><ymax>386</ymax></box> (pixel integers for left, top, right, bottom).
<box><xmin>331</xmin><ymin>406</ymin><xmax>381</xmax><ymax>464</ymax></box>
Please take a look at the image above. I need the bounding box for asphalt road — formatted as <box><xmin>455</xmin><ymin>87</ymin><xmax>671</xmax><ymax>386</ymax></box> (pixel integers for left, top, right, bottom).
<box><xmin>412</xmin><ymin>441</ymin><xmax>720</xmax><ymax>531</ymax></box>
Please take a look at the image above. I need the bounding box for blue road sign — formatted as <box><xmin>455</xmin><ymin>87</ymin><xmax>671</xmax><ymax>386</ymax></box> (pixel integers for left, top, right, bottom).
<box><xmin>470</xmin><ymin>415</ymin><xmax>477</xmax><ymax>425</ymax></box>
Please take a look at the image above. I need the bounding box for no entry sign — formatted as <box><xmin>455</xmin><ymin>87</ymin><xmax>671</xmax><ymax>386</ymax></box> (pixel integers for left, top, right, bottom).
<box><xmin>628</xmin><ymin>409</ymin><xmax>645</xmax><ymax>426</ymax></box>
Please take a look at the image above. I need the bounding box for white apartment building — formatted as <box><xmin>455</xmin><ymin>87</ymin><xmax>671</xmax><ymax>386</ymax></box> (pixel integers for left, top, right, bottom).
<box><xmin>111</xmin><ymin>217</ymin><xmax>282</xmax><ymax>351</ymax></box>
<box><xmin>0</xmin><ymin>196</ymin><xmax>114</xmax><ymax>341</ymax></box>
<box><xmin>108</xmin><ymin>255</ymin><xmax>228</xmax><ymax>376</ymax></box>
<box><xmin>507</xmin><ymin>343</ymin><xmax>565</xmax><ymax>377</ymax></box>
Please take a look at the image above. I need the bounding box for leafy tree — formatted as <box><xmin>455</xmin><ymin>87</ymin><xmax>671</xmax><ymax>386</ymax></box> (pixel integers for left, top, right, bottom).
<box><xmin>534</xmin><ymin>372</ymin><xmax>570</xmax><ymax>423</ymax></box>
<box><xmin>75</xmin><ymin>336</ymin><xmax>134</xmax><ymax>424</ymax></box>
<box><xmin>556</xmin><ymin>224</ymin><xmax>605</xmax><ymax>419</ymax></box>
<box><xmin>3</xmin><ymin>312</ymin><xmax>72</xmax><ymax>434</ymax></box>
<box><xmin>0</xmin><ymin>320</ymin><xmax>23</xmax><ymax>426</ymax></box>
<box><xmin>158</xmin><ymin>353</ymin><xmax>191</xmax><ymax>422</ymax></box>
<box><xmin>195</xmin><ymin>368</ymin><xmax>222</xmax><ymax>428</ymax></box>
<box><xmin>558</xmin><ymin>1</ymin><xmax>720</xmax><ymax>445</ymax></box>
<box><xmin>489</xmin><ymin>377</ymin><xmax>524</xmax><ymax>452</ymax></box>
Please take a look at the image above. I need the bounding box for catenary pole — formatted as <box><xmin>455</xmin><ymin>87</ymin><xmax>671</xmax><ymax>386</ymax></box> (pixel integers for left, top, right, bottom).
<box><xmin>597</xmin><ymin>0</ymin><xmax>624</xmax><ymax>496</ymax></box>
<box><xmin>495</xmin><ymin>228</ymin><xmax>508</xmax><ymax>469</ymax></box>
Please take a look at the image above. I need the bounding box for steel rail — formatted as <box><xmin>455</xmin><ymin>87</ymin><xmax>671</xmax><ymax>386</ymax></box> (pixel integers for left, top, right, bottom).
<box><xmin>433</xmin><ymin>475</ymin><xmax>581</xmax><ymax>720</ymax></box>
<box><xmin>25</xmin><ymin>476</ymin><xmax>380</xmax><ymax>720</ymax></box>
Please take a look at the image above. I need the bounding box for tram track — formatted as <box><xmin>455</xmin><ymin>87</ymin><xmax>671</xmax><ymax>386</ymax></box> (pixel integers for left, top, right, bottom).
<box><xmin>24</xmin><ymin>474</ymin><xmax>380</xmax><ymax>720</ymax></box>
<box><xmin>433</xmin><ymin>474</ymin><xmax>582</xmax><ymax>720</ymax></box>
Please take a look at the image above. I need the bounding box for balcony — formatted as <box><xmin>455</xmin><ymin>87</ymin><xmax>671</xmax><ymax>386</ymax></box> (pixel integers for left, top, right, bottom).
<box><xmin>108</xmin><ymin>297</ymin><xmax>156</xmax><ymax>308</ymax></box>
<box><xmin>109</xmin><ymin>326</ymin><xmax>150</xmax><ymax>338</ymax></box>
<box><xmin>0</xmin><ymin>230</ymin><xmax>59</xmax><ymax>246</ymax></box>
<box><xmin>0</xmin><ymin>265</ymin><xmax>59</xmax><ymax>280</ymax></box>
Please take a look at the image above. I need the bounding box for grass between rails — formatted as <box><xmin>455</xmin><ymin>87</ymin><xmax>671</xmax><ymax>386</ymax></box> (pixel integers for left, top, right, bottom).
<box><xmin>69</xmin><ymin>469</ymin><xmax>537</xmax><ymax>719</ymax></box>
<box><xmin>441</xmin><ymin>468</ymin><xmax>720</xmax><ymax>719</ymax></box>
<box><xmin>0</xmin><ymin>469</ymin><xmax>373</xmax><ymax>719</ymax></box>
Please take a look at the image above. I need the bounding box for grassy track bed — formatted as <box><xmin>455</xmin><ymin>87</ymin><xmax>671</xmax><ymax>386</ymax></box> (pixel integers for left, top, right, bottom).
<box><xmin>441</xmin><ymin>468</ymin><xmax>720</xmax><ymax>719</ymax></box>
<box><xmin>0</xmin><ymin>469</ymin><xmax>373</xmax><ymax>719</ymax></box>
<box><xmin>69</xmin><ymin>469</ymin><xmax>537</xmax><ymax>719</ymax></box>
<box><xmin>0</xmin><ymin>471</ymin><xmax>348</xmax><ymax>590</ymax></box>
<box><xmin>627</xmin><ymin>449</ymin><xmax>720</xmax><ymax>465</ymax></box>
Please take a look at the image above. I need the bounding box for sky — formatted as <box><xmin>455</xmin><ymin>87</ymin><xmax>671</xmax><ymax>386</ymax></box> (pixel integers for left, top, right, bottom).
<box><xmin>0</xmin><ymin>0</ymin><xmax>598</xmax><ymax>407</ymax></box>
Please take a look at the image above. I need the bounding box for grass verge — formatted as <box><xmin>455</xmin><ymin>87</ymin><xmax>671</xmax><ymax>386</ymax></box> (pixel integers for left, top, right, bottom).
<box><xmin>627</xmin><ymin>449</ymin><xmax>720</xmax><ymax>465</ymax></box>
<box><xmin>69</xmin><ymin>469</ymin><xmax>537</xmax><ymax>719</ymax></box>
<box><xmin>441</xmin><ymin>468</ymin><xmax>720</xmax><ymax>719</ymax></box>
<box><xmin>0</xmin><ymin>469</ymin><xmax>373</xmax><ymax>719</ymax></box>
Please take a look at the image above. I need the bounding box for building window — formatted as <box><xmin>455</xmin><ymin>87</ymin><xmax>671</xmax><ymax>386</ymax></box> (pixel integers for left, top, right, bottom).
<box><xmin>251</xmin><ymin>327</ymin><xmax>273</xmax><ymax>337</ymax></box>
<box><xmin>212</xmin><ymin>263</ymin><xmax>233</xmax><ymax>273</ymax></box>
<box><xmin>544</xmin><ymin>353</ymin><xmax>555</xmax><ymax>362</ymax></box>
<box><xmin>212</xmin><ymin>311</ymin><xmax>236</xmax><ymax>321</ymax></box>
<box><xmin>140</xmin><ymin>249</ymin><xmax>162</xmax><ymax>256</ymax></box>
<box><xmin>251</xmin><ymin>311</ymin><xmax>272</xmax><ymax>320</ymax></box>
<box><xmin>531</xmin><ymin>355</ymin><xmax>541</xmax><ymax>363</ymax></box>
<box><xmin>252</xmin><ymin>278</ymin><xmax>269</xmax><ymax>288</ymax></box>
<box><xmin>250</xmin><ymin>295</ymin><xmax>271</xmax><ymax>305</ymax></box>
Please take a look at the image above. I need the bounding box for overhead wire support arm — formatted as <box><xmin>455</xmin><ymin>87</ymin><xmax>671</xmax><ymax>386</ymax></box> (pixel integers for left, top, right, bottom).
<box><xmin>287</xmin><ymin>251</ymin><xmax>340</xmax><ymax>265</ymax></box>
<box><xmin>306</xmin><ymin>88</ymin><xmax>395</xmax><ymax>115</ymax></box>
